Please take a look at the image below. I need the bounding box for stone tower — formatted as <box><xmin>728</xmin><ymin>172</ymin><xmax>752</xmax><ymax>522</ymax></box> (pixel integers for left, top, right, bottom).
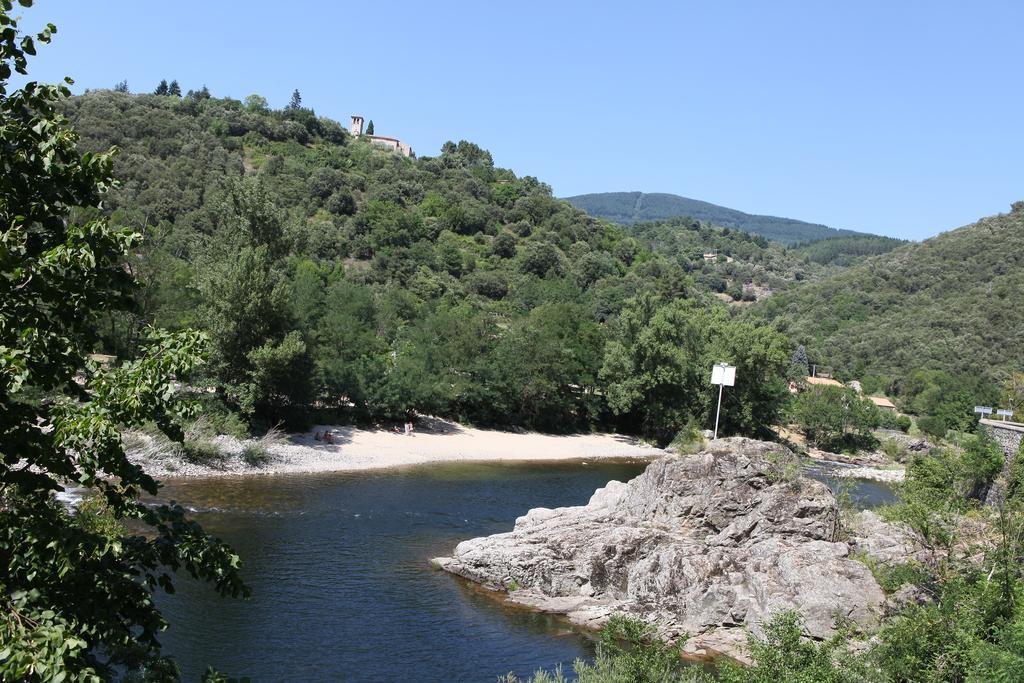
<box><xmin>350</xmin><ymin>115</ymin><xmax>364</xmax><ymax>137</ymax></box>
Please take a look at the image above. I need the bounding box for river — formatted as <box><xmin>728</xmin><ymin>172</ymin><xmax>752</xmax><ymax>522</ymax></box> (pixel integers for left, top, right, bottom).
<box><xmin>154</xmin><ymin>459</ymin><xmax>895</xmax><ymax>682</ymax></box>
<box><xmin>156</xmin><ymin>461</ymin><xmax>647</xmax><ymax>682</ymax></box>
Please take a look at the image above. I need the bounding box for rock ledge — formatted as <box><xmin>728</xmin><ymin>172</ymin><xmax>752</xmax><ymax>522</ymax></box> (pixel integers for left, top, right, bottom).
<box><xmin>434</xmin><ymin>437</ymin><xmax>885</xmax><ymax>659</ymax></box>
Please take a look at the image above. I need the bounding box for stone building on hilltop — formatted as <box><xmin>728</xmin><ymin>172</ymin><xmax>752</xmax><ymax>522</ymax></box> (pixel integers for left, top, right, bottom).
<box><xmin>350</xmin><ymin>115</ymin><xmax>414</xmax><ymax>157</ymax></box>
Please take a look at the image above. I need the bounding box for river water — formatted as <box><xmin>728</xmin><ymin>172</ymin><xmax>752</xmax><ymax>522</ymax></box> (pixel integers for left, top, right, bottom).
<box><xmin>154</xmin><ymin>459</ymin><xmax>896</xmax><ymax>682</ymax></box>
<box><xmin>156</xmin><ymin>461</ymin><xmax>647</xmax><ymax>682</ymax></box>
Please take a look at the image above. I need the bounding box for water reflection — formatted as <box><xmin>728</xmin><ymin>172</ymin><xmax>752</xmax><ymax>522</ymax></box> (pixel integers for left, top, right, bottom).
<box><xmin>803</xmin><ymin>461</ymin><xmax>900</xmax><ymax>508</ymax></box>
<box><xmin>156</xmin><ymin>461</ymin><xmax>646</xmax><ymax>682</ymax></box>
<box><xmin>153</xmin><ymin>458</ymin><xmax>896</xmax><ymax>682</ymax></box>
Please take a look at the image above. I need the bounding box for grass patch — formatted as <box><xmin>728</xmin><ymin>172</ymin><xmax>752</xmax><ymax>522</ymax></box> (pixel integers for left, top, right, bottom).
<box><xmin>765</xmin><ymin>449</ymin><xmax>802</xmax><ymax>486</ymax></box>
<box><xmin>852</xmin><ymin>551</ymin><xmax>930</xmax><ymax>594</ymax></box>
<box><xmin>240</xmin><ymin>424</ymin><xmax>285</xmax><ymax>469</ymax></box>
<box><xmin>179</xmin><ymin>438</ymin><xmax>225</xmax><ymax>465</ymax></box>
<box><xmin>241</xmin><ymin>442</ymin><xmax>271</xmax><ymax>467</ymax></box>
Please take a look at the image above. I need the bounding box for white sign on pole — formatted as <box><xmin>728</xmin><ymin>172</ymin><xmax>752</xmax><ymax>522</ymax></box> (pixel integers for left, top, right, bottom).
<box><xmin>711</xmin><ymin>364</ymin><xmax>736</xmax><ymax>386</ymax></box>
<box><xmin>997</xmin><ymin>409</ymin><xmax>1014</xmax><ymax>417</ymax></box>
<box><xmin>711</xmin><ymin>363</ymin><xmax>737</xmax><ymax>440</ymax></box>
<box><xmin>974</xmin><ymin>406</ymin><xmax>993</xmax><ymax>415</ymax></box>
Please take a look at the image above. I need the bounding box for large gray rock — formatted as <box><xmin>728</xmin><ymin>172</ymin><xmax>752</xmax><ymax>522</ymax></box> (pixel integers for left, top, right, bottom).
<box><xmin>435</xmin><ymin>438</ymin><xmax>885</xmax><ymax>659</ymax></box>
<box><xmin>848</xmin><ymin>510</ymin><xmax>921</xmax><ymax>565</ymax></box>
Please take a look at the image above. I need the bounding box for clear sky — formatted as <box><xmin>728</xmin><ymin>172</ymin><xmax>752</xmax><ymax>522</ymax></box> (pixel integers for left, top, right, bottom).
<box><xmin>13</xmin><ymin>1</ymin><xmax>1024</xmax><ymax>240</ymax></box>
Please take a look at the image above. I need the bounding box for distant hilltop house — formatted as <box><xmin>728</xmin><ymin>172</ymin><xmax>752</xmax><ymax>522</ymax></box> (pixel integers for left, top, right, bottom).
<box><xmin>350</xmin><ymin>115</ymin><xmax>414</xmax><ymax>158</ymax></box>
<box><xmin>702</xmin><ymin>250</ymin><xmax>734</xmax><ymax>263</ymax></box>
<box><xmin>868</xmin><ymin>396</ymin><xmax>898</xmax><ymax>412</ymax></box>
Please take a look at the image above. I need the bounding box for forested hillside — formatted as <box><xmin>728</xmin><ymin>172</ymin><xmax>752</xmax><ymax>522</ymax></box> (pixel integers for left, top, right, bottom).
<box><xmin>62</xmin><ymin>89</ymin><xmax>790</xmax><ymax>439</ymax></box>
<box><xmin>565</xmin><ymin>191</ymin><xmax>879</xmax><ymax>244</ymax></box>
<box><xmin>625</xmin><ymin>218</ymin><xmax>904</xmax><ymax>303</ymax></box>
<box><xmin>750</xmin><ymin>204</ymin><xmax>1024</xmax><ymax>387</ymax></box>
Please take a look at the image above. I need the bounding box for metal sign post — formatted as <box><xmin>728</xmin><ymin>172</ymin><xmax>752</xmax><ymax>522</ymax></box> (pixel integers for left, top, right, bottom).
<box><xmin>974</xmin><ymin>406</ymin><xmax>994</xmax><ymax>420</ymax></box>
<box><xmin>710</xmin><ymin>363</ymin><xmax>736</xmax><ymax>439</ymax></box>
<box><xmin>997</xmin><ymin>409</ymin><xmax>1014</xmax><ymax>422</ymax></box>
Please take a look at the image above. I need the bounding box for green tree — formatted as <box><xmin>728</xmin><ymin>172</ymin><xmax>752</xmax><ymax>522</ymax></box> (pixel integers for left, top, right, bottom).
<box><xmin>600</xmin><ymin>295</ymin><xmax>704</xmax><ymax>443</ymax></box>
<box><xmin>314</xmin><ymin>276</ymin><xmax>388</xmax><ymax>414</ymax></box>
<box><xmin>702</xmin><ymin>315</ymin><xmax>790</xmax><ymax>438</ymax></box>
<box><xmin>287</xmin><ymin>88</ymin><xmax>301</xmax><ymax>110</ymax></box>
<box><xmin>365</xmin><ymin>119</ymin><xmax>374</xmax><ymax>135</ymax></box>
<box><xmin>244</xmin><ymin>93</ymin><xmax>268</xmax><ymax>112</ymax></box>
<box><xmin>167</xmin><ymin>79</ymin><xmax>181</xmax><ymax>96</ymax></box>
<box><xmin>790</xmin><ymin>385</ymin><xmax>881</xmax><ymax>451</ymax></box>
<box><xmin>197</xmin><ymin>178</ymin><xmax>311</xmax><ymax>419</ymax></box>
<box><xmin>601</xmin><ymin>296</ymin><xmax>788</xmax><ymax>443</ymax></box>
<box><xmin>1001</xmin><ymin>372</ymin><xmax>1024</xmax><ymax>418</ymax></box>
<box><xmin>154</xmin><ymin>78</ymin><xmax>168</xmax><ymax>95</ymax></box>
<box><xmin>789</xmin><ymin>344</ymin><xmax>810</xmax><ymax>380</ymax></box>
<box><xmin>0</xmin><ymin>5</ymin><xmax>246</xmax><ymax>679</ymax></box>
<box><xmin>113</xmin><ymin>78</ymin><xmax>128</xmax><ymax>92</ymax></box>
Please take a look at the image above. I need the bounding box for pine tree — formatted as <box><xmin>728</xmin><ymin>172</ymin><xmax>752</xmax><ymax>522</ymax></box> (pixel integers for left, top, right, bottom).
<box><xmin>789</xmin><ymin>344</ymin><xmax>810</xmax><ymax>380</ymax></box>
<box><xmin>287</xmin><ymin>88</ymin><xmax>302</xmax><ymax>110</ymax></box>
<box><xmin>365</xmin><ymin>119</ymin><xmax>375</xmax><ymax>135</ymax></box>
<box><xmin>113</xmin><ymin>79</ymin><xmax>129</xmax><ymax>93</ymax></box>
<box><xmin>154</xmin><ymin>79</ymin><xmax>168</xmax><ymax>95</ymax></box>
<box><xmin>168</xmin><ymin>79</ymin><xmax>181</xmax><ymax>96</ymax></box>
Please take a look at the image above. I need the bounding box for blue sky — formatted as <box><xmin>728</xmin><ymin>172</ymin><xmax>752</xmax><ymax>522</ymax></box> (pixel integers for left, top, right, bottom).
<box><xmin>14</xmin><ymin>1</ymin><xmax>1024</xmax><ymax>240</ymax></box>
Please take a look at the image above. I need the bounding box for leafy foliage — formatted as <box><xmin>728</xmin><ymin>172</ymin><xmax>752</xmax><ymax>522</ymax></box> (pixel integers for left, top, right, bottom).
<box><xmin>718</xmin><ymin>611</ymin><xmax>864</xmax><ymax>683</ymax></box>
<box><xmin>790</xmin><ymin>385</ymin><xmax>882</xmax><ymax>451</ymax></box>
<box><xmin>870</xmin><ymin>434</ymin><xmax>1024</xmax><ymax>681</ymax></box>
<box><xmin>0</xmin><ymin>6</ymin><xmax>245</xmax><ymax>679</ymax></box>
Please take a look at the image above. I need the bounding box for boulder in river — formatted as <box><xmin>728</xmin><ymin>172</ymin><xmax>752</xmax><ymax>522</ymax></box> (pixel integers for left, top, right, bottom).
<box><xmin>434</xmin><ymin>437</ymin><xmax>886</xmax><ymax>660</ymax></box>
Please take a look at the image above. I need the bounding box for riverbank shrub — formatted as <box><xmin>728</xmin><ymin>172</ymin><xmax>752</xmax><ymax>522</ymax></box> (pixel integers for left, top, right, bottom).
<box><xmin>790</xmin><ymin>386</ymin><xmax>881</xmax><ymax>452</ymax></box>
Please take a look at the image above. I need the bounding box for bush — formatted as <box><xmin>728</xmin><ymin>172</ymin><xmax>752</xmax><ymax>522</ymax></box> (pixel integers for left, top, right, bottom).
<box><xmin>917</xmin><ymin>415</ymin><xmax>948</xmax><ymax>441</ymax></box>
<box><xmin>765</xmin><ymin>449</ymin><xmax>802</xmax><ymax>486</ymax></box>
<box><xmin>880</xmin><ymin>438</ymin><xmax>907</xmax><ymax>462</ymax></box>
<box><xmin>180</xmin><ymin>438</ymin><xmax>224</xmax><ymax>465</ymax></box>
<box><xmin>499</xmin><ymin>615</ymin><xmax>702</xmax><ymax>683</ymax></box>
<box><xmin>960</xmin><ymin>430</ymin><xmax>1004</xmax><ymax>492</ymax></box>
<box><xmin>790</xmin><ymin>386</ymin><xmax>881</xmax><ymax>452</ymax></box>
<box><xmin>896</xmin><ymin>415</ymin><xmax>912</xmax><ymax>433</ymax></box>
<box><xmin>718</xmin><ymin>611</ymin><xmax>862</xmax><ymax>683</ymax></box>
<box><xmin>669</xmin><ymin>419</ymin><xmax>705</xmax><ymax>454</ymax></box>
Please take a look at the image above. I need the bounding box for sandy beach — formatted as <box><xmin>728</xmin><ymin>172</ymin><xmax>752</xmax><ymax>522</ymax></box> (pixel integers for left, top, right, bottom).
<box><xmin>128</xmin><ymin>417</ymin><xmax>667</xmax><ymax>478</ymax></box>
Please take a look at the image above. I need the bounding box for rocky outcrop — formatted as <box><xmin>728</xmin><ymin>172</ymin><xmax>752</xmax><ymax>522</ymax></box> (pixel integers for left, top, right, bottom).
<box><xmin>434</xmin><ymin>438</ymin><xmax>886</xmax><ymax>660</ymax></box>
<box><xmin>847</xmin><ymin>510</ymin><xmax>920</xmax><ymax>565</ymax></box>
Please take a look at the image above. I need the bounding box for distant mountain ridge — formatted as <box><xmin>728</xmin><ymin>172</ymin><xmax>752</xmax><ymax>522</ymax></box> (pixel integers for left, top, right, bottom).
<box><xmin>564</xmin><ymin>191</ymin><xmax>869</xmax><ymax>245</ymax></box>
<box><xmin>747</xmin><ymin>202</ymin><xmax>1024</xmax><ymax>380</ymax></box>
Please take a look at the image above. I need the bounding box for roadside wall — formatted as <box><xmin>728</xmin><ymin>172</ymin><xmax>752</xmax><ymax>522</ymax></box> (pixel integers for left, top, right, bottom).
<box><xmin>981</xmin><ymin>419</ymin><xmax>1024</xmax><ymax>506</ymax></box>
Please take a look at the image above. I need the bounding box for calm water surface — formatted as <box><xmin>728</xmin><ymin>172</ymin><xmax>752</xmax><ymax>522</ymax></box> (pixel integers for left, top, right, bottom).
<box><xmin>156</xmin><ymin>461</ymin><xmax>648</xmax><ymax>682</ymax></box>
<box><xmin>155</xmin><ymin>459</ymin><xmax>896</xmax><ymax>682</ymax></box>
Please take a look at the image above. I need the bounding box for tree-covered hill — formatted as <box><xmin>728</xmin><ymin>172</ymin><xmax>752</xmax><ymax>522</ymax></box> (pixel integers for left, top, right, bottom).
<box><xmin>564</xmin><ymin>191</ymin><xmax>878</xmax><ymax>245</ymax></box>
<box><xmin>748</xmin><ymin>203</ymin><xmax>1024</xmax><ymax>384</ymax></box>
<box><xmin>625</xmin><ymin>218</ymin><xmax>905</xmax><ymax>303</ymax></box>
<box><xmin>58</xmin><ymin>89</ymin><xmax>791</xmax><ymax>439</ymax></box>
